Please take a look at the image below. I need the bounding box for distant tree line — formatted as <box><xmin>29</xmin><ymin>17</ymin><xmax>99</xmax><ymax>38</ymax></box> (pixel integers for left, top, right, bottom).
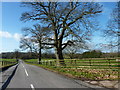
<box><xmin>1</xmin><ymin>50</ymin><xmax>118</xmax><ymax>60</ymax></box>
<box><xmin>1</xmin><ymin>52</ymin><xmax>56</xmax><ymax>59</ymax></box>
<box><xmin>64</xmin><ymin>50</ymin><xmax>118</xmax><ymax>59</ymax></box>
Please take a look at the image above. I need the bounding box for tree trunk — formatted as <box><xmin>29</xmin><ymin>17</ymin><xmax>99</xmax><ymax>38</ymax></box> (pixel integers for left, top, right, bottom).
<box><xmin>38</xmin><ymin>48</ymin><xmax>41</xmax><ymax>64</ymax></box>
<box><xmin>55</xmin><ymin>47</ymin><xmax>66</xmax><ymax>66</ymax></box>
<box><xmin>38</xmin><ymin>40</ymin><xmax>42</xmax><ymax>64</ymax></box>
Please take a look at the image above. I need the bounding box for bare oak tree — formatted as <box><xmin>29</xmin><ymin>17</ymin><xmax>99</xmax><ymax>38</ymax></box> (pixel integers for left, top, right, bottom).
<box><xmin>20</xmin><ymin>37</ymin><xmax>38</xmax><ymax>53</ymax></box>
<box><xmin>20</xmin><ymin>24</ymin><xmax>50</xmax><ymax>64</ymax></box>
<box><xmin>20</xmin><ymin>37</ymin><xmax>38</xmax><ymax>58</ymax></box>
<box><xmin>20</xmin><ymin>2</ymin><xmax>102</xmax><ymax>66</ymax></box>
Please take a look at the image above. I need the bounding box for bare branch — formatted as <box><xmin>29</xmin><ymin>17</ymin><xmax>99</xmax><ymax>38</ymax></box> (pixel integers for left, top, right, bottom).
<box><xmin>62</xmin><ymin>40</ymin><xmax>74</xmax><ymax>50</ymax></box>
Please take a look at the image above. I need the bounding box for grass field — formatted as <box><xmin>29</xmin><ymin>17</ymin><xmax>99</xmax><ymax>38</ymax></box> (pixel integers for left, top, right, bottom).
<box><xmin>0</xmin><ymin>59</ymin><xmax>17</xmax><ymax>61</ymax></box>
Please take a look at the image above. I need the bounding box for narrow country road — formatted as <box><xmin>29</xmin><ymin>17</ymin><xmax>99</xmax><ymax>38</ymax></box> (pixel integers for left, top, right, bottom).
<box><xmin>6</xmin><ymin>60</ymin><xmax>107</xmax><ymax>89</ymax></box>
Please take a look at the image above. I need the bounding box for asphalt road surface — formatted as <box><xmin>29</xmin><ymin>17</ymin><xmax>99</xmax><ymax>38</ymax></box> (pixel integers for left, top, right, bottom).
<box><xmin>6</xmin><ymin>60</ymin><xmax>108</xmax><ymax>89</ymax></box>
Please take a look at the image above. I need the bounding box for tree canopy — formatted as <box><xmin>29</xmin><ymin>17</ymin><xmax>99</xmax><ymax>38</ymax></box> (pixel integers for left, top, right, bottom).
<box><xmin>20</xmin><ymin>2</ymin><xmax>102</xmax><ymax>66</ymax></box>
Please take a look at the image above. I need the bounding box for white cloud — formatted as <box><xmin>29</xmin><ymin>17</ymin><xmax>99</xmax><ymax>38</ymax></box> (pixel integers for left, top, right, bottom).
<box><xmin>0</xmin><ymin>31</ymin><xmax>12</xmax><ymax>38</ymax></box>
<box><xmin>0</xmin><ymin>31</ymin><xmax>21</xmax><ymax>41</ymax></box>
<box><xmin>13</xmin><ymin>33</ymin><xmax>21</xmax><ymax>41</ymax></box>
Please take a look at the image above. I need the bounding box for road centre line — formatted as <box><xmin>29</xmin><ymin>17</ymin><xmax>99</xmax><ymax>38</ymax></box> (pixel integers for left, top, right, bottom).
<box><xmin>30</xmin><ymin>84</ymin><xmax>35</xmax><ymax>90</ymax></box>
<box><xmin>22</xmin><ymin>63</ymin><xmax>29</xmax><ymax>76</ymax></box>
<box><xmin>24</xmin><ymin>68</ymin><xmax>29</xmax><ymax>76</ymax></box>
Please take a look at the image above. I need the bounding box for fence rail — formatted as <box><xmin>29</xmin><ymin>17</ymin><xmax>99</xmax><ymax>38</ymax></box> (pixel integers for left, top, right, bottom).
<box><xmin>0</xmin><ymin>61</ymin><xmax>17</xmax><ymax>67</ymax></box>
<box><xmin>25</xmin><ymin>58</ymin><xmax>120</xmax><ymax>69</ymax></box>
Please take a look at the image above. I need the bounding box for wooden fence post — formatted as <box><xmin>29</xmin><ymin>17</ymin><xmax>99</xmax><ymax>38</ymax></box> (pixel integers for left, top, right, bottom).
<box><xmin>108</xmin><ymin>59</ymin><xmax>111</xmax><ymax>68</ymax></box>
<box><xmin>89</xmin><ymin>60</ymin><xmax>91</xmax><ymax>66</ymax></box>
<box><xmin>74</xmin><ymin>60</ymin><xmax>76</xmax><ymax>65</ymax></box>
<box><xmin>2</xmin><ymin>61</ymin><xmax>3</xmax><ymax>66</ymax></box>
<box><xmin>70</xmin><ymin>60</ymin><xmax>73</xmax><ymax>65</ymax></box>
<box><xmin>46</xmin><ymin>61</ymin><xmax>48</xmax><ymax>66</ymax></box>
<box><xmin>50</xmin><ymin>61</ymin><xmax>52</xmax><ymax>66</ymax></box>
<box><xmin>54</xmin><ymin>60</ymin><xmax>56</xmax><ymax>66</ymax></box>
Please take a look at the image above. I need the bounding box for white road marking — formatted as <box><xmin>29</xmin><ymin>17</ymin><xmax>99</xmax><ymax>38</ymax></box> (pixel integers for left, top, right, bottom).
<box><xmin>30</xmin><ymin>84</ymin><xmax>35</xmax><ymax>90</ymax></box>
<box><xmin>24</xmin><ymin>68</ymin><xmax>29</xmax><ymax>76</ymax></box>
<box><xmin>22</xmin><ymin>64</ymin><xmax>28</xmax><ymax>76</ymax></box>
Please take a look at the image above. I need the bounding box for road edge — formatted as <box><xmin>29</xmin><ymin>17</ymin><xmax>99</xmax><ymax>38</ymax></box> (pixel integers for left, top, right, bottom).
<box><xmin>1</xmin><ymin>63</ymin><xmax>19</xmax><ymax>90</ymax></box>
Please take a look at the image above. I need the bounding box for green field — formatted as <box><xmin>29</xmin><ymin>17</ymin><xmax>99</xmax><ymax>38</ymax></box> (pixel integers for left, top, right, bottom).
<box><xmin>0</xmin><ymin>59</ymin><xmax>17</xmax><ymax>61</ymax></box>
